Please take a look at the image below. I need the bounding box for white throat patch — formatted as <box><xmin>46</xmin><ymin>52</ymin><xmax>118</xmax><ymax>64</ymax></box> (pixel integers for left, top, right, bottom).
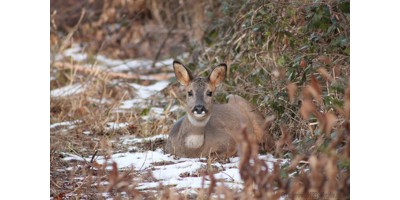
<box><xmin>185</xmin><ymin>134</ymin><xmax>204</xmax><ymax>149</ymax></box>
<box><xmin>187</xmin><ymin>114</ymin><xmax>210</xmax><ymax>127</ymax></box>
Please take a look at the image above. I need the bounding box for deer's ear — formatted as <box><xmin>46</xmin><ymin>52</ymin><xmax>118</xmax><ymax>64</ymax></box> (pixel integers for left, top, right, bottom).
<box><xmin>173</xmin><ymin>61</ymin><xmax>193</xmax><ymax>86</ymax></box>
<box><xmin>209</xmin><ymin>63</ymin><xmax>227</xmax><ymax>88</ymax></box>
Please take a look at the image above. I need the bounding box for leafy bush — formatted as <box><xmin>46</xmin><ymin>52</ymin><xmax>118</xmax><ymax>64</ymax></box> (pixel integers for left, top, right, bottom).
<box><xmin>195</xmin><ymin>0</ymin><xmax>350</xmax><ymax>198</ymax></box>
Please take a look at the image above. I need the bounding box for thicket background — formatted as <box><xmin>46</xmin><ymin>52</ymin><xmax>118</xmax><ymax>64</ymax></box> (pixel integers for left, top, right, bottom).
<box><xmin>50</xmin><ymin>0</ymin><xmax>350</xmax><ymax>199</ymax></box>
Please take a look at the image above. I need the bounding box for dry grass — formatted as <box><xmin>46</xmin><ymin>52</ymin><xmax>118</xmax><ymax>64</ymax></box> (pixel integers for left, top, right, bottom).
<box><xmin>51</xmin><ymin>0</ymin><xmax>350</xmax><ymax>199</ymax></box>
<box><xmin>50</xmin><ymin>57</ymin><xmax>182</xmax><ymax>198</ymax></box>
<box><xmin>50</xmin><ymin>51</ymin><xmax>350</xmax><ymax>200</ymax></box>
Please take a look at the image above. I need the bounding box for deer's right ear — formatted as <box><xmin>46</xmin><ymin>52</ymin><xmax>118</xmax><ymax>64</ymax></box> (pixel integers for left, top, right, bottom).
<box><xmin>173</xmin><ymin>61</ymin><xmax>193</xmax><ymax>86</ymax></box>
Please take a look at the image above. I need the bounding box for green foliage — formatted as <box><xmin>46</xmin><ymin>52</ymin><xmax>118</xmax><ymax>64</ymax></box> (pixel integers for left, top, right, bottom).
<box><xmin>201</xmin><ymin>0</ymin><xmax>349</xmax><ymax>139</ymax></box>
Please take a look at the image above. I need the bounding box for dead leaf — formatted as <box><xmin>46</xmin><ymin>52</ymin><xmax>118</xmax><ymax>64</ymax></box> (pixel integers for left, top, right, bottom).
<box><xmin>300</xmin><ymin>58</ymin><xmax>306</xmax><ymax>68</ymax></box>
<box><xmin>309</xmin><ymin>75</ymin><xmax>323</xmax><ymax>103</ymax></box>
<box><xmin>333</xmin><ymin>65</ymin><xmax>341</xmax><ymax>78</ymax></box>
<box><xmin>109</xmin><ymin>162</ymin><xmax>119</xmax><ymax>184</ymax></box>
<box><xmin>325</xmin><ymin>112</ymin><xmax>337</xmax><ymax>135</ymax></box>
<box><xmin>317</xmin><ymin>67</ymin><xmax>334</xmax><ymax>82</ymax></box>
<box><xmin>300</xmin><ymin>99</ymin><xmax>316</xmax><ymax>119</ymax></box>
<box><xmin>286</xmin><ymin>82</ymin><xmax>297</xmax><ymax>104</ymax></box>
<box><xmin>91</xmin><ymin>160</ymin><xmax>104</xmax><ymax>169</ymax></box>
<box><xmin>318</xmin><ymin>56</ymin><xmax>331</xmax><ymax>65</ymax></box>
<box><xmin>55</xmin><ymin>193</ymin><xmax>65</xmax><ymax>200</ymax></box>
<box><xmin>310</xmin><ymin>75</ymin><xmax>322</xmax><ymax>96</ymax></box>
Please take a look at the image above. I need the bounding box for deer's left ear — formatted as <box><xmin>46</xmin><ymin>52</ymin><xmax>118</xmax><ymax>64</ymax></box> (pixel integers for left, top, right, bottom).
<box><xmin>209</xmin><ymin>63</ymin><xmax>227</xmax><ymax>88</ymax></box>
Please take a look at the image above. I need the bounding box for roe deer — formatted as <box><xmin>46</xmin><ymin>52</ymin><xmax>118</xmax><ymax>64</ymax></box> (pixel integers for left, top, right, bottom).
<box><xmin>165</xmin><ymin>61</ymin><xmax>265</xmax><ymax>158</ymax></box>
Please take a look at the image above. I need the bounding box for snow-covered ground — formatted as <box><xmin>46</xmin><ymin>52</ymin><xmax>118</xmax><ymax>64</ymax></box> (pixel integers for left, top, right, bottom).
<box><xmin>51</xmin><ymin>44</ymin><xmax>175</xmax><ymax>110</ymax></box>
<box><xmin>51</xmin><ymin>45</ymin><xmax>287</xmax><ymax>198</ymax></box>
<box><xmin>50</xmin><ymin>120</ymin><xmax>82</xmax><ymax>129</ymax></box>
<box><xmin>50</xmin><ymin>83</ymin><xmax>86</xmax><ymax>97</ymax></box>
<box><xmin>61</xmin><ymin>134</ymin><xmax>287</xmax><ymax>191</ymax></box>
<box><xmin>56</xmin><ymin>44</ymin><xmax>186</xmax><ymax>72</ymax></box>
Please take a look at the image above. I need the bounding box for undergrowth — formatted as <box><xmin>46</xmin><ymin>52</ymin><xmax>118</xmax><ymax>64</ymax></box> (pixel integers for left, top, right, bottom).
<box><xmin>51</xmin><ymin>0</ymin><xmax>350</xmax><ymax>199</ymax></box>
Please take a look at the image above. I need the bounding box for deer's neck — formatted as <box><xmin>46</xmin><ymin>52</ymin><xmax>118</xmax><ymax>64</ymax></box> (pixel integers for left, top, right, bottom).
<box><xmin>182</xmin><ymin>115</ymin><xmax>210</xmax><ymax>149</ymax></box>
<box><xmin>187</xmin><ymin>114</ymin><xmax>210</xmax><ymax>127</ymax></box>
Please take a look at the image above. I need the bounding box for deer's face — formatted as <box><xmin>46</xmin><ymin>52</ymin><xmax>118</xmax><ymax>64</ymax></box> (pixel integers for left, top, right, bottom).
<box><xmin>185</xmin><ymin>77</ymin><xmax>214</xmax><ymax>119</ymax></box>
<box><xmin>173</xmin><ymin>61</ymin><xmax>227</xmax><ymax>126</ymax></box>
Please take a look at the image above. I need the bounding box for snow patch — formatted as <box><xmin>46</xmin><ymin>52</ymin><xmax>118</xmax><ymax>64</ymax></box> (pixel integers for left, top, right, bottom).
<box><xmin>60</xmin><ymin>134</ymin><xmax>287</xmax><ymax>192</ymax></box>
<box><xmin>88</xmin><ymin>97</ymin><xmax>111</xmax><ymax>104</ymax></box>
<box><xmin>59</xmin><ymin>45</ymin><xmax>181</xmax><ymax>72</ymax></box>
<box><xmin>117</xmin><ymin>81</ymin><xmax>170</xmax><ymax>110</ymax></box>
<box><xmin>95</xmin><ymin>149</ymin><xmax>175</xmax><ymax>170</ymax></box>
<box><xmin>169</xmin><ymin>105</ymin><xmax>181</xmax><ymax>112</ymax></box>
<box><xmin>50</xmin><ymin>120</ymin><xmax>82</xmax><ymax>129</ymax></box>
<box><xmin>111</xmin><ymin>60</ymin><xmax>153</xmax><ymax>72</ymax></box>
<box><xmin>121</xmin><ymin>134</ymin><xmax>168</xmax><ymax>145</ymax></box>
<box><xmin>152</xmin><ymin>160</ymin><xmax>204</xmax><ymax>180</ymax></box>
<box><xmin>51</xmin><ymin>83</ymin><xmax>86</xmax><ymax>97</ymax></box>
<box><xmin>61</xmin><ymin>153</ymin><xmax>88</xmax><ymax>162</ymax></box>
<box><xmin>63</xmin><ymin>45</ymin><xmax>87</xmax><ymax>62</ymax></box>
<box><xmin>106</xmin><ymin>122</ymin><xmax>129</xmax><ymax>130</ymax></box>
<box><xmin>130</xmin><ymin>81</ymin><xmax>170</xmax><ymax>99</ymax></box>
<box><xmin>83</xmin><ymin>131</ymin><xmax>91</xmax><ymax>135</ymax></box>
<box><xmin>119</xmin><ymin>99</ymin><xmax>146</xmax><ymax>109</ymax></box>
<box><xmin>141</xmin><ymin>107</ymin><xmax>166</xmax><ymax>120</ymax></box>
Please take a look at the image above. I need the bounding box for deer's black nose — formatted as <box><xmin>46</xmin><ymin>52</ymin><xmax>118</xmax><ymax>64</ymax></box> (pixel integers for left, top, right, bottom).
<box><xmin>193</xmin><ymin>105</ymin><xmax>206</xmax><ymax>114</ymax></box>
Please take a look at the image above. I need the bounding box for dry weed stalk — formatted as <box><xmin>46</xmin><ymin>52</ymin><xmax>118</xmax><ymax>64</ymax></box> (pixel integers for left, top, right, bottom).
<box><xmin>237</xmin><ymin>127</ymin><xmax>285</xmax><ymax>200</ymax></box>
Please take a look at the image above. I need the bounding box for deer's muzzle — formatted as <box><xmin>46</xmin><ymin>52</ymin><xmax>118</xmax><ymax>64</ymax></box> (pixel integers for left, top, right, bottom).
<box><xmin>192</xmin><ymin>105</ymin><xmax>208</xmax><ymax>118</ymax></box>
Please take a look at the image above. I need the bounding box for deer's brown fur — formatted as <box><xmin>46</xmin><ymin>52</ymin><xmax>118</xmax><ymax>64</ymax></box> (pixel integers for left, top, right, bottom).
<box><xmin>165</xmin><ymin>61</ymin><xmax>265</xmax><ymax>158</ymax></box>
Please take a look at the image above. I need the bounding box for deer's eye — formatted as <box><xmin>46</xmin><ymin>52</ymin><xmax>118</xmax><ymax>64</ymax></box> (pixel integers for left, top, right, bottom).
<box><xmin>207</xmin><ymin>91</ymin><xmax>212</xmax><ymax>97</ymax></box>
<box><xmin>188</xmin><ymin>91</ymin><xmax>193</xmax><ymax>97</ymax></box>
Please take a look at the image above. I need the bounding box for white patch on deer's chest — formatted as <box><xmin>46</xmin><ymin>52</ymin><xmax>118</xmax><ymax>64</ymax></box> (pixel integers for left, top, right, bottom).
<box><xmin>185</xmin><ymin>134</ymin><xmax>204</xmax><ymax>149</ymax></box>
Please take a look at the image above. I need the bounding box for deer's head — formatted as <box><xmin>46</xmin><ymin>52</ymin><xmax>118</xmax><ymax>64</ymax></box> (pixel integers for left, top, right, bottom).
<box><xmin>173</xmin><ymin>61</ymin><xmax>227</xmax><ymax>127</ymax></box>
